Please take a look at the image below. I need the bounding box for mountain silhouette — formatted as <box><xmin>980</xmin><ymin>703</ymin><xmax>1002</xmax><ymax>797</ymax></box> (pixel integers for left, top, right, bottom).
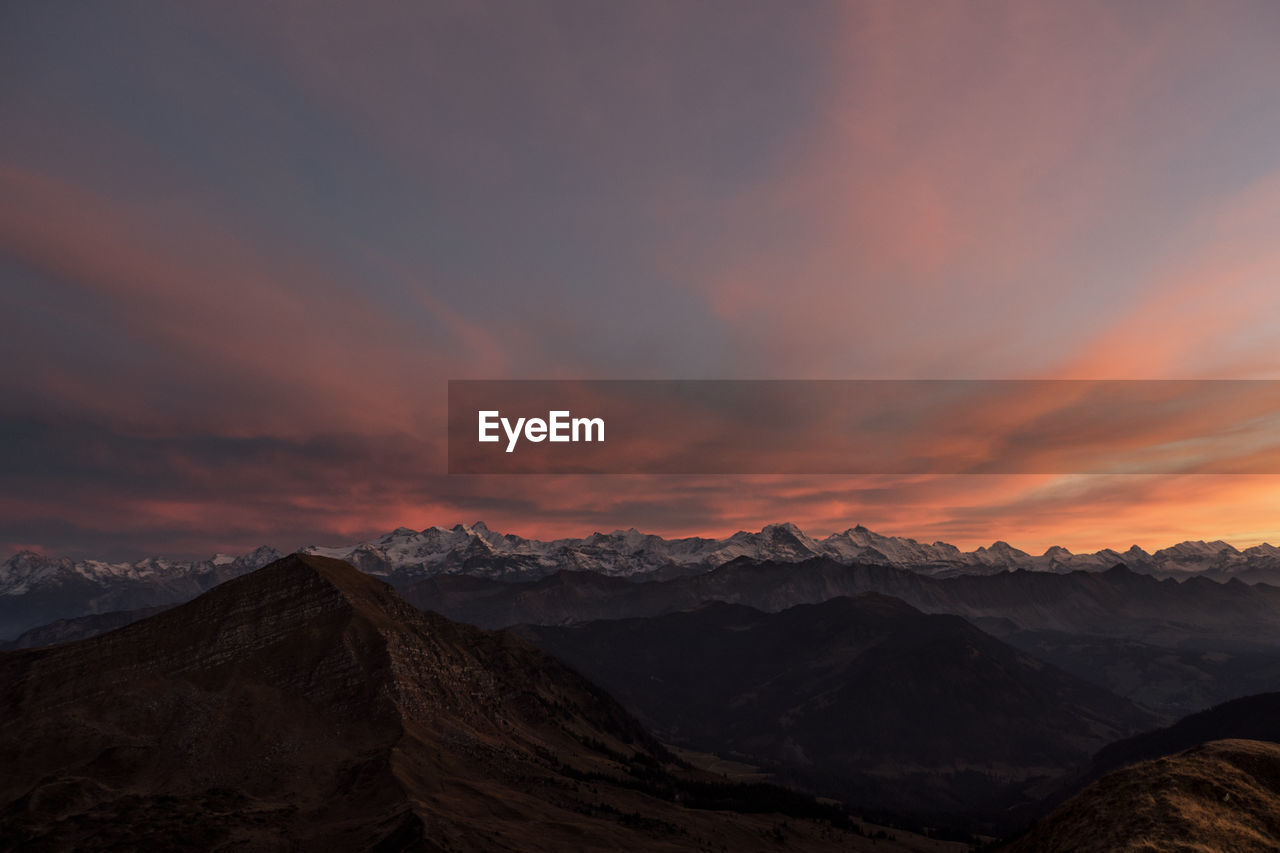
<box><xmin>0</xmin><ymin>554</ymin><xmax>910</xmax><ymax>851</ymax></box>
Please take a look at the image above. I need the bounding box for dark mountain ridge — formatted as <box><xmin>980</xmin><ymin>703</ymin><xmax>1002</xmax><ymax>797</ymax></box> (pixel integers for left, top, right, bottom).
<box><xmin>1089</xmin><ymin>690</ymin><xmax>1280</xmax><ymax>781</ymax></box>
<box><xmin>517</xmin><ymin>593</ymin><xmax>1156</xmax><ymax>829</ymax></box>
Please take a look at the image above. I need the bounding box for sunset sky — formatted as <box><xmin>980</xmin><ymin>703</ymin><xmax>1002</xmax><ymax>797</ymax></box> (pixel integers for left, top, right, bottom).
<box><xmin>5</xmin><ymin>1</ymin><xmax>1280</xmax><ymax>559</ymax></box>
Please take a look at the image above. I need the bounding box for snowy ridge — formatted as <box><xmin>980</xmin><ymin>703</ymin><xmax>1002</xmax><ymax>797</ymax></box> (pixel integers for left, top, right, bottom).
<box><xmin>6</xmin><ymin>523</ymin><xmax>1280</xmax><ymax>642</ymax></box>
<box><xmin>0</xmin><ymin>545</ymin><xmax>281</xmax><ymax>596</ymax></box>
<box><xmin>0</xmin><ymin>545</ymin><xmax>286</xmax><ymax>639</ymax></box>
<box><xmin>8</xmin><ymin>526</ymin><xmax>1280</xmax><ymax>596</ymax></box>
<box><xmin>297</xmin><ymin>522</ymin><xmax>1280</xmax><ymax>584</ymax></box>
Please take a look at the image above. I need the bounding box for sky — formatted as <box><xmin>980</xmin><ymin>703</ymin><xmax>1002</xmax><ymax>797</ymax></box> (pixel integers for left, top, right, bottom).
<box><xmin>4</xmin><ymin>1</ymin><xmax>1280</xmax><ymax>559</ymax></box>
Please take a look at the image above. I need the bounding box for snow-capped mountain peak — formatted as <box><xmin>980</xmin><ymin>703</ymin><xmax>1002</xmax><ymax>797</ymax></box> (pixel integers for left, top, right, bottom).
<box><xmin>8</xmin><ymin>525</ymin><xmax>1280</xmax><ymax>642</ymax></box>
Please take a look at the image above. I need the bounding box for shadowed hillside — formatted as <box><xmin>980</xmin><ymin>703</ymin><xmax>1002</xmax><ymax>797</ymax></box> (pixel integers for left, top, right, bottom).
<box><xmin>518</xmin><ymin>594</ymin><xmax>1155</xmax><ymax>827</ymax></box>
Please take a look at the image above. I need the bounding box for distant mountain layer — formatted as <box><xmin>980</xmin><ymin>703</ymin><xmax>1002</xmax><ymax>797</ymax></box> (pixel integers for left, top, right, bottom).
<box><xmin>517</xmin><ymin>594</ymin><xmax>1156</xmax><ymax>826</ymax></box>
<box><xmin>6</xmin><ymin>521</ymin><xmax>1280</xmax><ymax>639</ymax></box>
<box><xmin>0</xmin><ymin>555</ymin><xmax>914</xmax><ymax>852</ymax></box>
<box><xmin>0</xmin><ymin>605</ymin><xmax>170</xmax><ymax>650</ymax></box>
<box><xmin>989</xmin><ymin>629</ymin><xmax>1280</xmax><ymax>717</ymax></box>
<box><xmin>1004</xmin><ymin>739</ymin><xmax>1280</xmax><ymax>852</ymax></box>
<box><xmin>405</xmin><ymin>557</ymin><xmax>1280</xmax><ymax>649</ymax></box>
<box><xmin>0</xmin><ymin>547</ymin><xmax>280</xmax><ymax>639</ymax></box>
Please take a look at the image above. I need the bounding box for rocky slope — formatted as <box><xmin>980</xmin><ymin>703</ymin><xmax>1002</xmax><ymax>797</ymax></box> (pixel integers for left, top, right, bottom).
<box><xmin>1003</xmin><ymin>739</ymin><xmax>1280</xmax><ymax>852</ymax></box>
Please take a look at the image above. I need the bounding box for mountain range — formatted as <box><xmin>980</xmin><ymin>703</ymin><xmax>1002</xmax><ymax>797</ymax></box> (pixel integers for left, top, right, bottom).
<box><xmin>7</xmin><ymin>521</ymin><xmax>1280</xmax><ymax>640</ymax></box>
<box><xmin>0</xmin><ymin>546</ymin><xmax>281</xmax><ymax>639</ymax></box>
<box><xmin>301</xmin><ymin>522</ymin><xmax>1280</xmax><ymax>583</ymax></box>
<box><xmin>399</xmin><ymin>556</ymin><xmax>1280</xmax><ymax>718</ymax></box>
<box><xmin>5</xmin><ymin>551</ymin><xmax>1280</xmax><ymax>848</ymax></box>
<box><xmin>2</xmin><ymin>554</ymin><xmax>953</xmax><ymax>852</ymax></box>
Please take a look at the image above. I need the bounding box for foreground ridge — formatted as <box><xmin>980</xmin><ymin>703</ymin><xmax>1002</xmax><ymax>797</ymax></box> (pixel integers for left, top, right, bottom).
<box><xmin>1004</xmin><ymin>739</ymin><xmax>1280</xmax><ymax>852</ymax></box>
